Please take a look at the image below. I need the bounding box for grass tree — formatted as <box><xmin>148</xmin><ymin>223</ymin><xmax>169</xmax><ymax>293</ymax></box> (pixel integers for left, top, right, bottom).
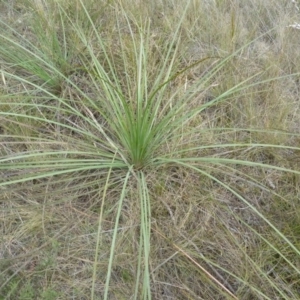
<box><xmin>0</xmin><ymin>0</ymin><xmax>300</xmax><ymax>299</ymax></box>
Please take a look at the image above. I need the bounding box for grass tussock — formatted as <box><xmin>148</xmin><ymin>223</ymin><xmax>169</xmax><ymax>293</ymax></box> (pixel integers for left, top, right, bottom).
<box><xmin>0</xmin><ymin>0</ymin><xmax>300</xmax><ymax>299</ymax></box>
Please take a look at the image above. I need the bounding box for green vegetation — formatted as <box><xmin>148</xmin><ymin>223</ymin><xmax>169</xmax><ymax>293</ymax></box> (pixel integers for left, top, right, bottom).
<box><xmin>0</xmin><ymin>0</ymin><xmax>300</xmax><ymax>299</ymax></box>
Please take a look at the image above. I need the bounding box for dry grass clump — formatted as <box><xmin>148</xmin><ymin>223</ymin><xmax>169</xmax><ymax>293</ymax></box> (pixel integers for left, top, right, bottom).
<box><xmin>1</xmin><ymin>0</ymin><xmax>300</xmax><ymax>299</ymax></box>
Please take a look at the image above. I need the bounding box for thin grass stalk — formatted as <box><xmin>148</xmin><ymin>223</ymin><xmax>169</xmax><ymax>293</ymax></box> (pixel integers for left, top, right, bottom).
<box><xmin>91</xmin><ymin>152</ymin><xmax>117</xmax><ymax>300</ymax></box>
<box><xmin>103</xmin><ymin>169</ymin><xmax>132</xmax><ymax>300</ymax></box>
<box><xmin>139</xmin><ymin>172</ymin><xmax>151</xmax><ymax>299</ymax></box>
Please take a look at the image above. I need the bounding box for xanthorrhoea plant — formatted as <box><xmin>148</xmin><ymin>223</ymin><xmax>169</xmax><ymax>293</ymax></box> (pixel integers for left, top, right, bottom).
<box><xmin>1</xmin><ymin>0</ymin><xmax>300</xmax><ymax>299</ymax></box>
<box><xmin>0</xmin><ymin>0</ymin><xmax>104</xmax><ymax>95</ymax></box>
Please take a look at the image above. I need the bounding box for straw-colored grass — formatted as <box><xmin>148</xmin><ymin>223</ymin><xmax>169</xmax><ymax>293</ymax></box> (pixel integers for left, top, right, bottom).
<box><xmin>1</xmin><ymin>0</ymin><xmax>300</xmax><ymax>299</ymax></box>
